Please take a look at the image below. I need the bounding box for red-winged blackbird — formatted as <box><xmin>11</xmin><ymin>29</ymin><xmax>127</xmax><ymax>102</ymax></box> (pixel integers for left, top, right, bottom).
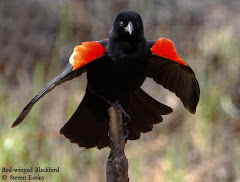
<box><xmin>12</xmin><ymin>11</ymin><xmax>200</xmax><ymax>149</ymax></box>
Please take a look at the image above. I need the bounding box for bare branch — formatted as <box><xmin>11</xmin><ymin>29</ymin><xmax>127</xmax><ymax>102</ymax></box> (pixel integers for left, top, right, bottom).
<box><xmin>106</xmin><ymin>106</ymin><xmax>129</xmax><ymax>182</ymax></box>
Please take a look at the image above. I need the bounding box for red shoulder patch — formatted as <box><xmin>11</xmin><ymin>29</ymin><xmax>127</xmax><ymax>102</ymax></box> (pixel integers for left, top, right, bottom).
<box><xmin>69</xmin><ymin>41</ymin><xmax>106</xmax><ymax>70</ymax></box>
<box><xmin>150</xmin><ymin>38</ymin><xmax>187</xmax><ymax>66</ymax></box>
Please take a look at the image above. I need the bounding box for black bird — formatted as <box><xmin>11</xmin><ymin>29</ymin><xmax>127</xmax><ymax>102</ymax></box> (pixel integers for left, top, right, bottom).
<box><xmin>12</xmin><ymin>11</ymin><xmax>200</xmax><ymax>149</ymax></box>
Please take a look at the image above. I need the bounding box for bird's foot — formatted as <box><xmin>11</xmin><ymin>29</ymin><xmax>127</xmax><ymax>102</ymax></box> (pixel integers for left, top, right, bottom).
<box><xmin>96</xmin><ymin>94</ymin><xmax>131</xmax><ymax>122</ymax></box>
<box><xmin>121</xmin><ymin>122</ymin><xmax>129</xmax><ymax>139</ymax></box>
<box><xmin>111</xmin><ymin>102</ymin><xmax>131</xmax><ymax>122</ymax></box>
<box><xmin>110</xmin><ymin>103</ymin><xmax>130</xmax><ymax>140</ymax></box>
<box><xmin>96</xmin><ymin>94</ymin><xmax>130</xmax><ymax>140</ymax></box>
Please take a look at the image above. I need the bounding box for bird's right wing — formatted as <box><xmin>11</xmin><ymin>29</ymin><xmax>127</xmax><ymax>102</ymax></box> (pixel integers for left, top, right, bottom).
<box><xmin>12</xmin><ymin>39</ymin><xmax>108</xmax><ymax>128</ymax></box>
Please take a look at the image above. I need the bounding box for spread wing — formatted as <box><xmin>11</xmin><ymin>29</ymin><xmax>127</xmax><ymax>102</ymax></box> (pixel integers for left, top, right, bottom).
<box><xmin>146</xmin><ymin>38</ymin><xmax>200</xmax><ymax>113</ymax></box>
<box><xmin>12</xmin><ymin>39</ymin><xmax>108</xmax><ymax>127</ymax></box>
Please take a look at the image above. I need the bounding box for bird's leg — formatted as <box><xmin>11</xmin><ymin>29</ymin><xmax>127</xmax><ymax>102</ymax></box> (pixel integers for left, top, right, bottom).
<box><xmin>121</xmin><ymin>122</ymin><xmax>129</xmax><ymax>139</ymax></box>
<box><xmin>110</xmin><ymin>106</ymin><xmax>129</xmax><ymax>140</ymax></box>
<box><xmin>110</xmin><ymin>104</ymin><xmax>129</xmax><ymax>139</ymax></box>
<box><xmin>110</xmin><ymin>102</ymin><xmax>131</xmax><ymax>123</ymax></box>
<box><xmin>96</xmin><ymin>94</ymin><xmax>130</xmax><ymax>140</ymax></box>
<box><xmin>96</xmin><ymin>94</ymin><xmax>131</xmax><ymax>122</ymax></box>
<box><xmin>111</xmin><ymin>104</ymin><xmax>130</xmax><ymax>139</ymax></box>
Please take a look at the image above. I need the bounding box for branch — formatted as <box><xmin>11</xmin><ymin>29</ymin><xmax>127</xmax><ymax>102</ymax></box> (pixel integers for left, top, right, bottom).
<box><xmin>106</xmin><ymin>106</ymin><xmax>129</xmax><ymax>182</ymax></box>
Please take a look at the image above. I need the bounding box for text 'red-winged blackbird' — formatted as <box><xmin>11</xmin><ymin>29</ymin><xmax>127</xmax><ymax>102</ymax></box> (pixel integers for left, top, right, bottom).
<box><xmin>12</xmin><ymin>11</ymin><xmax>200</xmax><ymax>149</ymax></box>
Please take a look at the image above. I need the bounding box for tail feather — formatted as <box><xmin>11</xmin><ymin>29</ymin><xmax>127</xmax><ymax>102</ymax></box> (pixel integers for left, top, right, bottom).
<box><xmin>134</xmin><ymin>88</ymin><xmax>173</xmax><ymax>115</ymax></box>
<box><xmin>125</xmin><ymin>88</ymin><xmax>173</xmax><ymax>140</ymax></box>
<box><xmin>60</xmin><ymin>88</ymin><xmax>173</xmax><ymax>149</ymax></box>
<box><xmin>60</xmin><ymin>90</ymin><xmax>109</xmax><ymax>149</ymax></box>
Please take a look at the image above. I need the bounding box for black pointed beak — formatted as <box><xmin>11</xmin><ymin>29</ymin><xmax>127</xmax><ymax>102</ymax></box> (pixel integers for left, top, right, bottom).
<box><xmin>124</xmin><ymin>21</ymin><xmax>134</xmax><ymax>35</ymax></box>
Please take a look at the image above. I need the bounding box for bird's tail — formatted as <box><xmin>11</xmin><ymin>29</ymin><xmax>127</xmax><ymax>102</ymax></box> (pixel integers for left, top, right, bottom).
<box><xmin>125</xmin><ymin>88</ymin><xmax>173</xmax><ymax>140</ymax></box>
<box><xmin>60</xmin><ymin>90</ymin><xmax>110</xmax><ymax>149</ymax></box>
<box><xmin>60</xmin><ymin>88</ymin><xmax>173</xmax><ymax>149</ymax></box>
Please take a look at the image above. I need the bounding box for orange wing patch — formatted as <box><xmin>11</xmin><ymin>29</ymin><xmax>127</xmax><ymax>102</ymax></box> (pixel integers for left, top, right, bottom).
<box><xmin>69</xmin><ymin>41</ymin><xmax>106</xmax><ymax>70</ymax></box>
<box><xmin>150</xmin><ymin>38</ymin><xmax>187</xmax><ymax>66</ymax></box>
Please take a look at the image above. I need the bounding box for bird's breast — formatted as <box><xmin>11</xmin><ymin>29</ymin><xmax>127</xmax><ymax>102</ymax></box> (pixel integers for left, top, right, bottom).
<box><xmin>87</xmin><ymin>38</ymin><xmax>148</xmax><ymax>97</ymax></box>
<box><xmin>87</xmin><ymin>54</ymin><xmax>147</xmax><ymax>97</ymax></box>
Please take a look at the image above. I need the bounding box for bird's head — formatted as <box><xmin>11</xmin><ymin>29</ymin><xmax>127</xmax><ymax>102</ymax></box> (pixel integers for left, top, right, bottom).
<box><xmin>109</xmin><ymin>11</ymin><xmax>144</xmax><ymax>41</ymax></box>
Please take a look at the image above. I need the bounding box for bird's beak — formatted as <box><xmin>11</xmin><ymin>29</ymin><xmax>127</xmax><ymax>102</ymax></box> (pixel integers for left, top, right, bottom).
<box><xmin>124</xmin><ymin>21</ymin><xmax>134</xmax><ymax>35</ymax></box>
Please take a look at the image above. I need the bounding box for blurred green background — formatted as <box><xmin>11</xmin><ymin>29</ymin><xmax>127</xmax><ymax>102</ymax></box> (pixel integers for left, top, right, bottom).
<box><xmin>1</xmin><ymin>0</ymin><xmax>240</xmax><ymax>181</ymax></box>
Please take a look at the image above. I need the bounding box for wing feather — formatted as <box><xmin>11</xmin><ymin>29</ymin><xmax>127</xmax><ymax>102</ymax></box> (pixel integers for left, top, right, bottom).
<box><xmin>11</xmin><ymin>64</ymin><xmax>86</xmax><ymax>127</ymax></box>
<box><xmin>146</xmin><ymin>42</ymin><xmax>200</xmax><ymax>113</ymax></box>
<box><xmin>12</xmin><ymin>40</ymin><xmax>108</xmax><ymax>127</ymax></box>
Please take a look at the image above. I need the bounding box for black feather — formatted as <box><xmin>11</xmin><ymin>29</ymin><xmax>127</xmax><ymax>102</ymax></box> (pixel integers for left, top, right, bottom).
<box><xmin>146</xmin><ymin>53</ymin><xmax>200</xmax><ymax>113</ymax></box>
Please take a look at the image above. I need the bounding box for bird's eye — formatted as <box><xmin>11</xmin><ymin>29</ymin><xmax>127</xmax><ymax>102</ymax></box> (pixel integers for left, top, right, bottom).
<box><xmin>119</xmin><ymin>21</ymin><xmax>124</xmax><ymax>26</ymax></box>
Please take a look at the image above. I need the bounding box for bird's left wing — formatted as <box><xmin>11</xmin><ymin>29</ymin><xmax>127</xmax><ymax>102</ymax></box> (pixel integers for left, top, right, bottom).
<box><xmin>12</xmin><ymin>40</ymin><xmax>108</xmax><ymax>128</ymax></box>
<box><xmin>146</xmin><ymin>38</ymin><xmax>200</xmax><ymax>113</ymax></box>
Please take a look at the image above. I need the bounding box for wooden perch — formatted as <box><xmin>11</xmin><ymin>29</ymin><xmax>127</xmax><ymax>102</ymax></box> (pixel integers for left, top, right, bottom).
<box><xmin>106</xmin><ymin>106</ymin><xmax>129</xmax><ymax>182</ymax></box>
